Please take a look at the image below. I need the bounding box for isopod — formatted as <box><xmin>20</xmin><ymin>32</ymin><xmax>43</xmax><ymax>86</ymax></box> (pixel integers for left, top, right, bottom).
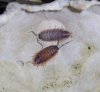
<box><xmin>32</xmin><ymin>28</ymin><xmax>71</xmax><ymax>41</ymax></box>
<box><xmin>33</xmin><ymin>41</ymin><xmax>71</xmax><ymax>66</ymax></box>
<box><xmin>32</xmin><ymin>28</ymin><xmax>71</xmax><ymax>48</ymax></box>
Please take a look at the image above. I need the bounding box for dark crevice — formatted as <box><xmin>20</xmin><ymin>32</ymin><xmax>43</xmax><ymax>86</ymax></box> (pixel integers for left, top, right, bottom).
<box><xmin>67</xmin><ymin>6</ymin><xmax>82</xmax><ymax>13</ymax></box>
<box><xmin>0</xmin><ymin>2</ymin><xmax>8</xmax><ymax>14</ymax></box>
<box><xmin>41</xmin><ymin>0</ymin><xmax>55</xmax><ymax>3</ymax></box>
<box><xmin>16</xmin><ymin>0</ymin><xmax>43</xmax><ymax>5</ymax></box>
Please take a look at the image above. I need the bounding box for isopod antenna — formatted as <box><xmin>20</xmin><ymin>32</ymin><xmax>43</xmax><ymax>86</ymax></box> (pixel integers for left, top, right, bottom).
<box><xmin>59</xmin><ymin>40</ymin><xmax>72</xmax><ymax>48</ymax></box>
<box><xmin>31</xmin><ymin>31</ymin><xmax>38</xmax><ymax>36</ymax></box>
<box><xmin>31</xmin><ymin>31</ymin><xmax>43</xmax><ymax>48</ymax></box>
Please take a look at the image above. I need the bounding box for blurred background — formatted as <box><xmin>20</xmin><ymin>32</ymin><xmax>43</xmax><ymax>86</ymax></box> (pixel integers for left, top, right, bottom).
<box><xmin>0</xmin><ymin>0</ymin><xmax>100</xmax><ymax>14</ymax></box>
<box><xmin>0</xmin><ymin>0</ymin><xmax>55</xmax><ymax>14</ymax></box>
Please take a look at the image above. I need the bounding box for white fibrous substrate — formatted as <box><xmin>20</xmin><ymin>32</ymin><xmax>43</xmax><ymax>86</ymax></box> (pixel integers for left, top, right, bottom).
<box><xmin>0</xmin><ymin>1</ymin><xmax>100</xmax><ymax>92</ymax></box>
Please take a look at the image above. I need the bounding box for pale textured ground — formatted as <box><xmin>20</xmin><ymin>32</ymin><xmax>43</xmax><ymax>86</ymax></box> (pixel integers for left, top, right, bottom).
<box><xmin>0</xmin><ymin>2</ymin><xmax>100</xmax><ymax>92</ymax></box>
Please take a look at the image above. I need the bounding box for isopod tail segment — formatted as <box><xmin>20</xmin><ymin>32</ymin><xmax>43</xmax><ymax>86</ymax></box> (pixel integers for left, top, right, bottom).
<box><xmin>31</xmin><ymin>31</ymin><xmax>44</xmax><ymax>49</ymax></box>
<box><xmin>33</xmin><ymin>40</ymin><xmax>72</xmax><ymax>66</ymax></box>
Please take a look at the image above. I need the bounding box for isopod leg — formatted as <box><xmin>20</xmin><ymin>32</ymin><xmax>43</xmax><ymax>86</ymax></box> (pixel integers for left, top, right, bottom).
<box><xmin>31</xmin><ymin>31</ymin><xmax>38</xmax><ymax>36</ymax></box>
<box><xmin>57</xmin><ymin>40</ymin><xmax>59</xmax><ymax>46</ymax></box>
<box><xmin>37</xmin><ymin>38</ymin><xmax>43</xmax><ymax>49</ymax></box>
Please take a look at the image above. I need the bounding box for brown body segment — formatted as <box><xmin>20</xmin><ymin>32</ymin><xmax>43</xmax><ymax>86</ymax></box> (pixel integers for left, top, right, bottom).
<box><xmin>32</xmin><ymin>41</ymin><xmax>71</xmax><ymax>66</ymax></box>
<box><xmin>33</xmin><ymin>45</ymin><xmax>59</xmax><ymax>65</ymax></box>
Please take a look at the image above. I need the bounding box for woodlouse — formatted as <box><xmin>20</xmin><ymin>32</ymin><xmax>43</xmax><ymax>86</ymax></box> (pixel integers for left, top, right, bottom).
<box><xmin>32</xmin><ymin>28</ymin><xmax>71</xmax><ymax>41</ymax></box>
<box><xmin>32</xmin><ymin>28</ymin><xmax>71</xmax><ymax>47</ymax></box>
<box><xmin>33</xmin><ymin>41</ymin><xmax>71</xmax><ymax>66</ymax></box>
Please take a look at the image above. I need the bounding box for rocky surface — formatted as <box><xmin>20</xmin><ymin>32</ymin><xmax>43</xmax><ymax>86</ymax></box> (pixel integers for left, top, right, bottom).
<box><xmin>0</xmin><ymin>1</ymin><xmax>100</xmax><ymax>92</ymax></box>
